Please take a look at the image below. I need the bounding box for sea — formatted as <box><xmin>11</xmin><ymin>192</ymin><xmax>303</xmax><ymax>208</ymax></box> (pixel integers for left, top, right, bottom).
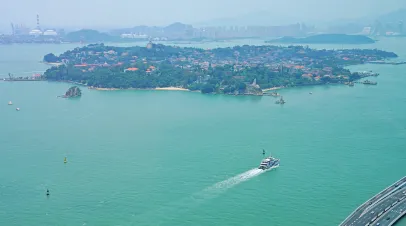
<box><xmin>0</xmin><ymin>38</ymin><xmax>405</xmax><ymax>226</ymax></box>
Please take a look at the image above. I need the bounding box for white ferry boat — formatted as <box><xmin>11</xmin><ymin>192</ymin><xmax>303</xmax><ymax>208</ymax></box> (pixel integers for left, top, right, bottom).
<box><xmin>258</xmin><ymin>150</ymin><xmax>280</xmax><ymax>170</ymax></box>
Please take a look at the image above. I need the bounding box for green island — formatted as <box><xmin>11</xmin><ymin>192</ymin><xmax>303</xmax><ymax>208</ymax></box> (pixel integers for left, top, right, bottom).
<box><xmin>62</xmin><ymin>86</ymin><xmax>82</xmax><ymax>98</ymax></box>
<box><xmin>43</xmin><ymin>43</ymin><xmax>397</xmax><ymax>95</ymax></box>
<box><xmin>266</xmin><ymin>34</ymin><xmax>376</xmax><ymax>44</ymax></box>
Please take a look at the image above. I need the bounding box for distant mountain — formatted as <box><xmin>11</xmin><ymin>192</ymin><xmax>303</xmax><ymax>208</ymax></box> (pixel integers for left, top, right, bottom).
<box><xmin>164</xmin><ymin>22</ymin><xmax>192</xmax><ymax>32</ymax></box>
<box><xmin>196</xmin><ymin>8</ymin><xmax>406</xmax><ymax>30</ymax></box>
<box><xmin>65</xmin><ymin>29</ymin><xmax>120</xmax><ymax>42</ymax></box>
<box><xmin>266</xmin><ymin>34</ymin><xmax>375</xmax><ymax>44</ymax></box>
<box><xmin>110</xmin><ymin>22</ymin><xmax>192</xmax><ymax>36</ymax></box>
<box><xmin>110</xmin><ymin>25</ymin><xmax>162</xmax><ymax>35</ymax></box>
<box><xmin>327</xmin><ymin>8</ymin><xmax>406</xmax><ymax>27</ymax></box>
<box><xmin>195</xmin><ymin>10</ymin><xmax>302</xmax><ymax>27</ymax></box>
<box><xmin>375</xmin><ymin>8</ymin><xmax>406</xmax><ymax>23</ymax></box>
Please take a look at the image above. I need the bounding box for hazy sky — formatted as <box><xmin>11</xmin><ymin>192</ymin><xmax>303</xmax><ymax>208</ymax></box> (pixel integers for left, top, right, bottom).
<box><xmin>1</xmin><ymin>0</ymin><xmax>405</xmax><ymax>30</ymax></box>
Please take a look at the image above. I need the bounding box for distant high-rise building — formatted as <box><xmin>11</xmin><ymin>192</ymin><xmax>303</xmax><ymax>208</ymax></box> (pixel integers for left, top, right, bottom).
<box><xmin>398</xmin><ymin>21</ymin><xmax>404</xmax><ymax>34</ymax></box>
<box><xmin>361</xmin><ymin>27</ymin><xmax>372</xmax><ymax>35</ymax></box>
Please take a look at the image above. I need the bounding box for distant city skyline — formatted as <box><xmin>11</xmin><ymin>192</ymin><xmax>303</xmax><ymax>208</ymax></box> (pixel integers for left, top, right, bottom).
<box><xmin>0</xmin><ymin>0</ymin><xmax>405</xmax><ymax>33</ymax></box>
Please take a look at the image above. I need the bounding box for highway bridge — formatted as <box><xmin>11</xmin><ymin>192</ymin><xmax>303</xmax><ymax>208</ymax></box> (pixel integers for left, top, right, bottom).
<box><xmin>340</xmin><ymin>176</ymin><xmax>406</xmax><ymax>226</ymax></box>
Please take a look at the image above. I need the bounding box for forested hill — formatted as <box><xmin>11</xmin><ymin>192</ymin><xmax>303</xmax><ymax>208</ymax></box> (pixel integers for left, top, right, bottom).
<box><xmin>43</xmin><ymin>43</ymin><xmax>397</xmax><ymax>94</ymax></box>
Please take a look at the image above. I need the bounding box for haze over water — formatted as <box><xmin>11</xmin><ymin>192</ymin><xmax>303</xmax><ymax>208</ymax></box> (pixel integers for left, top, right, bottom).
<box><xmin>0</xmin><ymin>38</ymin><xmax>406</xmax><ymax>225</ymax></box>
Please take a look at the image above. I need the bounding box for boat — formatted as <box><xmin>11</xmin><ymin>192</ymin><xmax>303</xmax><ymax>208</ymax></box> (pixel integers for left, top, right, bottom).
<box><xmin>258</xmin><ymin>153</ymin><xmax>280</xmax><ymax>170</ymax></box>
<box><xmin>16</xmin><ymin>108</ymin><xmax>20</xmax><ymax>111</ymax></box>
<box><xmin>8</xmin><ymin>101</ymin><xmax>12</xmax><ymax>105</ymax></box>
<box><xmin>64</xmin><ymin>157</ymin><xmax>67</xmax><ymax>163</ymax></box>
<box><xmin>309</xmin><ymin>92</ymin><xmax>313</xmax><ymax>94</ymax></box>
<box><xmin>275</xmin><ymin>96</ymin><xmax>286</xmax><ymax>104</ymax></box>
<box><xmin>271</xmin><ymin>92</ymin><xmax>280</xmax><ymax>97</ymax></box>
<box><xmin>348</xmin><ymin>82</ymin><xmax>354</xmax><ymax>87</ymax></box>
<box><xmin>362</xmin><ymin>80</ymin><xmax>377</xmax><ymax>85</ymax></box>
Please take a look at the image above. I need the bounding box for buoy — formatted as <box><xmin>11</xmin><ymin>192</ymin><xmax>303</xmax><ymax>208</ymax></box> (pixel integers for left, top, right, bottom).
<box><xmin>46</xmin><ymin>189</ymin><xmax>50</xmax><ymax>196</ymax></box>
<box><xmin>64</xmin><ymin>157</ymin><xmax>67</xmax><ymax>163</ymax></box>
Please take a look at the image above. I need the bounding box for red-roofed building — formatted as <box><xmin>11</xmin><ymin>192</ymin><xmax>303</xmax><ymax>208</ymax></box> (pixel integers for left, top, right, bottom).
<box><xmin>74</xmin><ymin>64</ymin><xmax>88</xmax><ymax>67</ymax></box>
<box><xmin>125</xmin><ymin>67</ymin><xmax>139</xmax><ymax>72</ymax></box>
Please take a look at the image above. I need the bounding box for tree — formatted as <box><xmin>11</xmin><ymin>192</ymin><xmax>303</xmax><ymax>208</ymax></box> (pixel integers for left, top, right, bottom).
<box><xmin>43</xmin><ymin>53</ymin><xmax>60</xmax><ymax>63</ymax></box>
<box><xmin>238</xmin><ymin>82</ymin><xmax>247</xmax><ymax>91</ymax></box>
<box><xmin>201</xmin><ymin>84</ymin><xmax>215</xmax><ymax>94</ymax></box>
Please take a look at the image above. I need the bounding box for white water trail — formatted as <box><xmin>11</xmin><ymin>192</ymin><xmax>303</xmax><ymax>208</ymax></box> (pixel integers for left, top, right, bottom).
<box><xmin>204</xmin><ymin>168</ymin><xmax>266</xmax><ymax>193</ymax></box>
<box><xmin>133</xmin><ymin>167</ymin><xmax>275</xmax><ymax>224</ymax></box>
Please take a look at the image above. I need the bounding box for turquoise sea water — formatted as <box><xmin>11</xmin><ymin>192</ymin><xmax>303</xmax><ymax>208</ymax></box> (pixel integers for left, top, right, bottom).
<box><xmin>0</xmin><ymin>39</ymin><xmax>406</xmax><ymax>226</ymax></box>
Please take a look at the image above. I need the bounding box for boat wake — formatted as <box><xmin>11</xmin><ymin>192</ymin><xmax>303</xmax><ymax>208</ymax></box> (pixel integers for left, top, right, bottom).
<box><xmin>204</xmin><ymin>168</ymin><xmax>266</xmax><ymax>193</ymax></box>
<box><xmin>133</xmin><ymin>166</ymin><xmax>277</xmax><ymax>223</ymax></box>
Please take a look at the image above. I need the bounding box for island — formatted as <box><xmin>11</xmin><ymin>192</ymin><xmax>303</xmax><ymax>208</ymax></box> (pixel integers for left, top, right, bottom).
<box><xmin>62</xmin><ymin>86</ymin><xmax>82</xmax><ymax>98</ymax></box>
<box><xmin>42</xmin><ymin>43</ymin><xmax>397</xmax><ymax>95</ymax></box>
<box><xmin>266</xmin><ymin>34</ymin><xmax>376</xmax><ymax>44</ymax></box>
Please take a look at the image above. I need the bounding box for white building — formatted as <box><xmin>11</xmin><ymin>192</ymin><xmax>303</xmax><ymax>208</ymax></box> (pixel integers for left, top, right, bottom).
<box><xmin>360</xmin><ymin>27</ymin><xmax>372</xmax><ymax>35</ymax></box>
<box><xmin>29</xmin><ymin>29</ymin><xmax>43</xmax><ymax>36</ymax></box>
<box><xmin>120</xmin><ymin>33</ymin><xmax>148</xmax><ymax>39</ymax></box>
<box><xmin>43</xmin><ymin>29</ymin><xmax>58</xmax><ymax>36</ymax></box>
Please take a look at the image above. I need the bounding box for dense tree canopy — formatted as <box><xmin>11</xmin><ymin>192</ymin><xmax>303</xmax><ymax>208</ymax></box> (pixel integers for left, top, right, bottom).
<box><xmin>43</xmin><ymin>43</ymin><xmax>396</xmax><ymax>95</ymax></box>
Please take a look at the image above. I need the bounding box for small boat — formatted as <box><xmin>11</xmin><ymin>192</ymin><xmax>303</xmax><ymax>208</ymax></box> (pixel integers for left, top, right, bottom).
<box><xmin>258</xmin><ymin>152</ymin><xmax>280</xmax><ymax>170</ymax></box>
<box><xmin>8</xmin><ymin>101</ymin><xmax>12</xmax><ymax>105</ymax></box>
<box><xmin>271</xmin><ymin>92</ymin><xmax>280</xmax><ymax>97</ymax></box>
<box><xmin>16</xmin><ymin>108</ymin><xmax>20</xmax><ymax>111</ymax></box>
<box><xmin>309</xmin><ymin>92</ymin><xmax>313</xmax><ymax>95</ymax></box>
<box><xmin>348</xmin><ymin>82</ymin><xmax>354</xmax><ymax>87</ymax></box>
<box><xmin>362</xmin><ymin>80</ymin><xmax>377</xmax><ymax>85</ymax></box>
<box><xmin>275</xmin><ymin>96</ymin><xmax>286</xmax><ymax>104</ymax></box>
<box><xmin>64</xmin><ymin>157</ymin><xmax>67</xmax><ymax>163</ymax></box>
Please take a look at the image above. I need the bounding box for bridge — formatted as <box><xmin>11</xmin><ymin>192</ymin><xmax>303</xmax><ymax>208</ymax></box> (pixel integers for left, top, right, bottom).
<box><xmin>340</xmin><ymin>176</ymin><xmax>406</xmax><ymax>226</ymax></box>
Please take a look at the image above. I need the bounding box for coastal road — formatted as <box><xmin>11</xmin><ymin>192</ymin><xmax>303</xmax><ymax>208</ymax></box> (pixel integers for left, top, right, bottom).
<box><xmin>340</xmin><ymin>176</ymin><xmax>406</xmax><ymax>226</ymax></box>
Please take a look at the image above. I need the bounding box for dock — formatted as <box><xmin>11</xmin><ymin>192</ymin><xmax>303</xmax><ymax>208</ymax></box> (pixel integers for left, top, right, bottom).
<box><xmin>367</xmin><ymin>61</ymin><xmax>406</xmax><ymax>65</ymax></box>
<box><xmin>354</xmin><ymin>81</ymin><xmax>378</xmax><ymax>85</ymax></box>
<box><xmin>2</xmin><ymin>73</ymin><xmax>44</xmax><ymax>82</ymax></box>
<box><xmin>3</xmin><ymin>78</ymin><xmax>44</xmax><ymax>81</ymax></box>
<box><xmin>340</xmin><ymin>176</ymin><xmax>406</xmax><ymax>226</ymax></box>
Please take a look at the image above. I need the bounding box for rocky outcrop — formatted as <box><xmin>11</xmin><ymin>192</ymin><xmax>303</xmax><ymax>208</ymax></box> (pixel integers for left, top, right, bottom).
<box><xmin>64</xmin><ymin>86</ymin><xmax>82</xmax><ymax>98</ymax></box>
<box><xmin>243</xmin><ymin>84</ymin><xmax>263</xmax><ymax>96</ymax></box>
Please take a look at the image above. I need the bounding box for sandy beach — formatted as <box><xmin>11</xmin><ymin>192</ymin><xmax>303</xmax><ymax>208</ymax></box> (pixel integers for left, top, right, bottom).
<box><xmin>89</xmin><ymin>87</ymin><xmax>189</xmax><ymax>91</ymax></box>
<box><xmin>43</xmin><ymin>62</ymin><xmax>63</xmax><ymax>66</ymax></box>
<box><xmin>155</xmin><ymin>87</ymin><xmax>189</xmax><ymax>91</ymax></box>
<box><xmin>262</xmin><ymin>86</ymin><xmax>284</xmax><ymax>92</ymax></box>
<box><xmin>90</xmin><ymin>87</ymin><xmax>120</xmax><ymax>91</ymax></box>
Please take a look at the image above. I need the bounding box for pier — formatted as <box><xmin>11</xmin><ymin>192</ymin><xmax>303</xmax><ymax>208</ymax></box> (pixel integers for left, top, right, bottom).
<box><xmin>3</xmin><ymin>78</ymin><xmax>44</xmax><ymax>81</ymax></box>
<box><xmin>367</xmin><ymin>61</ymin><xmax>406</xmax><ymax>65</ymax></box>
<box><xmin>2</xmin><ymin>73</ymin><xmax>44</xmax><ymax>82</ymax></box>
<box><xmin>340</xmin><ymin>176</ymin><xmax>406</xmax><ymax>226</ymax></box>
<box><xmin>355</xmin><ymin>80</ymin><xmax>378</xmax><ymax>85</ymax></box>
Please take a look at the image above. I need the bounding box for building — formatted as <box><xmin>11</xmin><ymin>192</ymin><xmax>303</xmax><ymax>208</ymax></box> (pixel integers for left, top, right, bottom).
<box><xmin>29</xmin><ymin>29</ymin><xmax>43</xmax><ymax>36</ymax></box>
<box><xmin>120</xmin><ymin>33</ymin><xmax>149</xmax><ymax>39</ymax></box>
<box><xmin>360</xmin><ymin>27</ymin><xmax>372</xmax><ymax>35</ymax></box>
<box><xmin>43</xmin><ymin>29</ymin><xmax>58</xmax><ymax>36</ymax></box>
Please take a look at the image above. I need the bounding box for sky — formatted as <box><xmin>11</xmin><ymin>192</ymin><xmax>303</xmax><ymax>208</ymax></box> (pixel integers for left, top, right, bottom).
<box><xmin>1</xmin><ymin>0</ymin><xmax>405</xmax><ymax>31</ymax></box>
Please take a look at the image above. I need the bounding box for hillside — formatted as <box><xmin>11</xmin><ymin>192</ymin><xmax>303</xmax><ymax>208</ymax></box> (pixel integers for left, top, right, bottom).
<box><xmin>376</xmin><ymin>8</ymin><xmax>406</xmax><ymax>23</ymax></box>
<box><xmin>65</xmin><ymin>29</ymin><xmax>119</xmax><ymax>42</ymax></box>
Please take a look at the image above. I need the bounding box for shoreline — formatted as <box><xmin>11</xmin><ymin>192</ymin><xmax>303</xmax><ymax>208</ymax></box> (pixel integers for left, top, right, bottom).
<box><xmin>47</xmin><ymin>76</ymin><xmax>377</xmax><ymax>96</ymax></box>
<box><xmin>88</xmin><ymin>86</ymin><xmax>190</xmax><ymax>91</ymax></box>
<box><xmin>262</xmin><ymin>86</ymin><xmax>284</xmax><ymax>92</ymax></box>
<box><xmin>43</xmin><ymin>62</ymin><xmax>63</xmax><ymax>66</ymax></box>
<box><xmin>155</xmin><ymin>87</ymin><xmax>189</xmax><ymax>91</ymax></box>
